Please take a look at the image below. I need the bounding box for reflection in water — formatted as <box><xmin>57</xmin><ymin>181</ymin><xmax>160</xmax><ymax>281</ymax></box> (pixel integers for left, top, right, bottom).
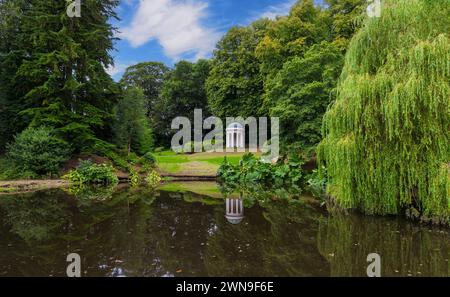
<box><xmin>318</xmin><ymin>214</ymin><xmax>450</xmax><ymax>277</ymax></box>
<box><xmin>0</xmin><ymin>184</ymin><xmax>448</xmax><ymax>277</ymax></box>
<box><xmin>225</xmin><ymin>197</ymin><xmax>244</xmax><ymax>225</ymax></box>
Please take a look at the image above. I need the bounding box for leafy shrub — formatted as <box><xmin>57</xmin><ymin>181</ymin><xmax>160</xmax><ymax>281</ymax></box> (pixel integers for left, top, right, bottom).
<box><xmin>6</xmin><ymin>126</ymin><xmax>72</xmax><ymax>176</ymax></box>
<box><xmin>218</xmin><ymin>153</ymin><xmax>304</xmax><ymax>188</ymax></box>
<box><xmin>306</xmin><ymin>169</ymin><xmax>327</xmax><ymax>199</ymax></box>
<box><xmin>154</xmin><ymin>147</ymin><xmax>165</xmax><ymax>153</ymax></box>
<box><xmin>91</xmin><ymin>140</ymin><xmax>130</xmax><ymax>171</ymax></box>
<box><xmin>142</xmin><ymin>152</ymin><xmax>156</xmax><ymax>165</ymax></box>
<box><xmin>0</xmin><ymin>156</ymin><xmax>37</xmax><ymax>180</ymax></box>
<box><xmin>127</xmin><ymin>152</ymin><xmax>140</xmax><ymax>165</ymax></box>
<box><xmin>101</xmin><ymin>150</ymin><xmax>129</xmax><ymax>172</ymax></box>
<box><xmin>64</xmin><ymin>160</ymin><xmax>118</xmax><ymax>185</ymax></box>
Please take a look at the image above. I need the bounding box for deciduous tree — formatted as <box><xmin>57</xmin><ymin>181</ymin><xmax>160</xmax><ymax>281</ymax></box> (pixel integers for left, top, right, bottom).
<box><xmin>158</xmin><ymin>59</ymin><xmax>210</xmax><ymax>146</ymax></box>
<box><xmin>318</xmin><ymin>0</ymin><xmax>450</xmax><ymax>222</ymax></box>
<box><xmin>206</xmin><ymin>20</ymin><xmax>269</xmax><ymax>119</ymax></box>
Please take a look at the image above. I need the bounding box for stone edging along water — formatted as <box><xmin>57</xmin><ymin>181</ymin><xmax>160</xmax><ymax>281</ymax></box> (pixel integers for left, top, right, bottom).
<box><xmin>0</xmin><ymin>174</ymin><xmax>218</xmax><ymax>195</ymax></box>
<box><xmin>0</xmin><ymin>179</ymin><xmax>70</xmax><ymax>195</ymax></box>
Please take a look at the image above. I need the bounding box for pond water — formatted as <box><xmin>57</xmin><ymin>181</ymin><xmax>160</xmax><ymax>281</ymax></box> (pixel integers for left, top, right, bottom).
<box><xmin>0</xmin><ymin>183</ymin><xmax>449</xmax><ymax>277</ymax></box>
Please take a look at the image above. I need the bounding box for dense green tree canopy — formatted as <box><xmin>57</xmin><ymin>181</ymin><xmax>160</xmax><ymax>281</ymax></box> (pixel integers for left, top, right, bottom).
<box><xmin>3</xmin><ymin>0</ymin><xmax>120</xmax><ymax>153</ymax></box>
<box><xmin>318</xmin><ymin>0</ymin><xmax>450</xmax><ymax>222</ymax></box>
<box><xmin>113</xmin><ymin>87</ymin><xmax>153</xmax><ymax>155</ymax></box>
<box><xmin>1</xmin><ymin>0</ymin><xmax>367</xmax><ymax>158</ymax></box>
<box><xmin>120</xmin><ymin>62</ymin><xmax>169</xmax><ymax>117</ymax></box>
<box><xmin>0</xmin><ymin>0</ymin><xmax>28</xmax><ymax>151</ymax></box>
<box><xmin>256</xmin><ymin>0</ymin><xmax>365</xmax><ymax>152</ymax></box>
<box><xmin>120</xmin><ymin>62</ymin><xmax>169</xmax><ymax>147</ymax></box>
<box><xmin>157</xmin><ymin>59</ymin><xmax>211</xmax><ymax>146</ymax></box>
<box><xmin>325</xmin><ymin>0</ymin><xmax>366</xmax><ymax>49</ymax></box>
<box><xmin>268</xmin><ymin>42</ymin><xmax>344</xmax><ymax>153</ymax></box>
<box><xmin>256</xmin><ymin>0</ymin><xmax>330</xmax><ymax>80</ymax></box>
<box><xmin>206</xmin><ymin>20</ymin><xmax>269</xmax><ymax>119</ymax></box>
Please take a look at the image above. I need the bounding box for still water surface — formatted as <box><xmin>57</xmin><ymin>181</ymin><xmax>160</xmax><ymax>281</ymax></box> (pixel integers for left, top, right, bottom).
<box><xmin>0</xmin><ymin>183</ymin><xmax>449</xmax><ymax>277</ymax></box>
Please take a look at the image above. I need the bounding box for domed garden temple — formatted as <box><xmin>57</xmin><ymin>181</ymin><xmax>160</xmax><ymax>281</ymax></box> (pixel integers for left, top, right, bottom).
<box><xmin>226</xmin><ymin>122</ymin><xmax>245</xmax><ymax>149</ymax></box>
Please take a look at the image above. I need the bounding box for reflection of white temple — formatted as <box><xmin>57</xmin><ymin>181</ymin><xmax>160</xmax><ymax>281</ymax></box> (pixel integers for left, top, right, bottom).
<box><xmin>225</xmin><ymin>198</ymin><xmax>244</xmax><ymax>225</ymax></box>
<box><xmin>226</xmin><ymin>122</ymin><xmax>244</xmax><ymax>149</ymax></box>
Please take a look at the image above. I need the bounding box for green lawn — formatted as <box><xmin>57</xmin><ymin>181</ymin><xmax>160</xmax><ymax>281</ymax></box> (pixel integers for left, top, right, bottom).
<box><xmin>154</xmin><ymin>151</ymin><xmax>255</xmax><ymax>176</ymax></box>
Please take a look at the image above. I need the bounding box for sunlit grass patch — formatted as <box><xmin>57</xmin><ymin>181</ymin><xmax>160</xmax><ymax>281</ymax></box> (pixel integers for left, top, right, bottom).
<box><xmin>154</xmin><ymin>151</ymin><xmax>259</xmax><ymax>176</ymax></box>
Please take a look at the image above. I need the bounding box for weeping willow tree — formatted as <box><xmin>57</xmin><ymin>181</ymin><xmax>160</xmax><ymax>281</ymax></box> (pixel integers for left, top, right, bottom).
<box><xmin>318</xmin><ymin>0</ymin><xmax>450</xmax><ymax>223</ymax></box>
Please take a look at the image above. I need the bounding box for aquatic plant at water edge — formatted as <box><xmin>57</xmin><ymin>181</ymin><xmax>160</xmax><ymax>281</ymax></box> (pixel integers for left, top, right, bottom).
<box><xmin>218</xmin><ymin>153</ymin><xmax>304</xmax><ymax>189</ymax></box>
<box><xmin>306</xmin><ymin>169</ymin><xmax>327</xmax><ymax>200</ymax></box>
<box><xmin>317</xmin><ymin>0</ymin><xmax>450</xmax><ymax>223</ymax></box>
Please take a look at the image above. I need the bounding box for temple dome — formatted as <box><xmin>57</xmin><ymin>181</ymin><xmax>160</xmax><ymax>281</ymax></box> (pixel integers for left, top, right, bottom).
<box><xmin>226</xmin><ymin>122</ymin><xmax>244</xmax><ymax>130</ymax></box>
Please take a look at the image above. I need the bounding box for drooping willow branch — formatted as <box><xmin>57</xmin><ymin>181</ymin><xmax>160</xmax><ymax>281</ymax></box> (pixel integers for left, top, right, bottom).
<box><xmin>318</xmin><ymin>0</ymin><xmax>450</xmax><ymax>223</ymax></box>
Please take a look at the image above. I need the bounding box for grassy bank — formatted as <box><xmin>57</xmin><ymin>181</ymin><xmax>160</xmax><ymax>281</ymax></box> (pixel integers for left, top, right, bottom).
<box><xmin>155</xmin><ymin>151</ymin><xmax>258</xmax><ymax>177</ymax></box>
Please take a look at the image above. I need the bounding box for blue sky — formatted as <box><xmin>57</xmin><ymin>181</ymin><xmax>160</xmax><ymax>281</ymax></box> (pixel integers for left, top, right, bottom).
<box><xmin>107</xmin><ymin>0</ymin><xmax>300</xmax><ymax>80</ymax></box>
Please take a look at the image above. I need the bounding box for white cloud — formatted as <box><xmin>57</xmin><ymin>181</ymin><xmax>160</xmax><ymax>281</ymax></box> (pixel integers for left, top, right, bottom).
<box><xmin>106</xmin><ymin>62</ymin><xmax>131</xmax><ymax>79</ymax></box>
<box><xmin>252</xmin><ymin>0</ymin><xmax>296</xmax><ymax>21</ymax></box>
<box><xmin>120</xmin><ymin>0</ymin><xmax>220</xmax><ymax>60</ymax></box>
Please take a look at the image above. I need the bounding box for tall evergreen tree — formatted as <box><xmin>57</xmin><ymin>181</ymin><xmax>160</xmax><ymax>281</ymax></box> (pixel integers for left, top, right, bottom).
<box><xmin>113</xmin><ymin>87</ymin><xmax>153</xmax><ymax>155</ymax></box>
<box><xmin>0</xmin><ymin>0</ymin><xmax>28</xmax><ymax>151</ymax></box>
<box><xmin>12</xmin><ymin>0</ymin><xmax>120</xmax><ymax>152</ymax></box>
